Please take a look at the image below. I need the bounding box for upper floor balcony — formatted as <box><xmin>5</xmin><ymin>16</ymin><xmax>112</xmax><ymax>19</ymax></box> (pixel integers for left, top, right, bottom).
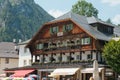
<box><xmin>34</xmin><ymin>37</ymin><xmax>92</xmax><ymax>54</ymax></box>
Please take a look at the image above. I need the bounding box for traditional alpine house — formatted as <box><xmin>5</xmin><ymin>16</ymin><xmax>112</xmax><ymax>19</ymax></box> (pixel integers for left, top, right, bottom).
<box><xmin>26</xmin><ymin>12</ymin><xmax>117</xmax><ymax>80</ymax></box>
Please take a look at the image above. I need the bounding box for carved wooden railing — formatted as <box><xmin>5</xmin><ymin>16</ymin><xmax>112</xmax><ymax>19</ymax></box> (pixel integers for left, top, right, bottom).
<box><xmin>32</xmin><ymin>60</ymin><xmax>93</xmax><ymax>69</ymax></box>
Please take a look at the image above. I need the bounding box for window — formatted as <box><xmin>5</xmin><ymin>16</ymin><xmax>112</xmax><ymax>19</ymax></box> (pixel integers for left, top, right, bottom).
<box><xmin>98</xmin><ymin>24</ymin><xmax>113</xmax><ymax>34</ymax></box>
<box><xmin>76</xmin><ymin>55</ymin><xmax>80</xmax><ymax>60</ymax></box>
<box><xmin>81</xmin><ymin>37</ymin><xmax>91</xmax><ymax>45</ymax></box>
<box><xmin>50</xmin><ymin>26</ymin><xmax>59</xmax><ymax>34</ymax></box>
<box><xmin>107</xmin><ymin>27</ymin><xmax>113</xmax><ymax>34</ymax></box>
<box><xmin>5</xmin><ymin>58</ymin><xmax>9</xmax><ymax>64</ymax></box>
<box><xmin>63</xmin><ymin>24</ymin><xmax>73</xmax><ymax>32</ymax></box>
<box><xmin>29</xmin><ymin>59</ymin><xmax>31</xmax><ymax>65</ymax></box>
<box><xmin>87</xmin><ymin>54</ymin><xmax>91</xmax><ymax>59</ymax></box>
<box><xmin>76</xmin><ymin>38</ymin><xmax>81</xmax><ymax>45</ymax></box>
<box><xmin>24</xmin><ymin>48</ymin><xmax>27</xmax><ymax>53</ymax></box>
<box><xmin>36</xmin><ymin>43</ymin><xmax>43</xmax><ymax>49</ymax></box>
<box><xmin>23</xmin><ymin>60</ymin><xmax>27</xmax><ymax>65</ymax></box>
<box><xmin>67</xmin><ymin>56</ymin><xmax>70</xmax><ymax>61</ymax></box>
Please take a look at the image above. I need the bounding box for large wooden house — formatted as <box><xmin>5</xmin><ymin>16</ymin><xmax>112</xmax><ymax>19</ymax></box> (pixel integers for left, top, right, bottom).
<box><xmin>26</xmin><ymin>12</ymin><xmax>117</xmax><ymax>80</ymax></box>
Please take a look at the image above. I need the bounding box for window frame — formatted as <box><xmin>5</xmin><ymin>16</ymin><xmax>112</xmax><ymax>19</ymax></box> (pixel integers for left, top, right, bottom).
<box><xmin>81</xmin><ymin>37</ymin><xmax>91</xmax><ymax>45</ymax></box>
<box><xmin>5</xmin><ymin>58</ymin><xmax>9</xmax><ymax>64</ymax></box>
<box><xmin>87</xmin><ymin>54</ymin><xmax>91</xmax><ymax>59</ymax></box>
<box><xmin>63</xmin><ymin>24</ymin><xmax>73</xmax><ymax>32</ymax></box>
<box><xmin>50</xmin><ymin>26</ymin><xmax>59</xmax><ymax>34</ymax></box>
<box><xmin>23</xmin><ymin>60</ymin><xmax>27</xmax><ymax>66</ymax></box>
<box><xmin>36</xmin><ymin>43</ymin><xmax>43</xmax><ymax>49</ymax></box>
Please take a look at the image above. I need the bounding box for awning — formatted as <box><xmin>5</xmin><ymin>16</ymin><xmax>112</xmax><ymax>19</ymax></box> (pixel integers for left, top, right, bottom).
<box><xmin>49</xmin><ymin>68</ymin><xmax>79</xmax><ymax>76</ymax></box>
<box><xmin>0</xmin><ymin>74</ymin><xmax>6</xmax><ymax>77</ymax></box>
<box><xmin>12</xmin><ymin>69</ymin><xmax>34</xmax><ymax>77</ymax></box>
<box><xmin>81</xmin><ymin>68</ymin><xmax>104</xmax><ymax>73</ymax></box>
<box><xmin>48</xmin><ymin>74</ymin><xmax>59</xmax><ymax>77</ymax></box>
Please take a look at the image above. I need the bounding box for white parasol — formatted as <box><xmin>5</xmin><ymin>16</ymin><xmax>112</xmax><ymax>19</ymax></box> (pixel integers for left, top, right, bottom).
<box><xmin>93</xmin><ymin>60</ymin><xmax>99</xmax><ymax>80</ymax></box>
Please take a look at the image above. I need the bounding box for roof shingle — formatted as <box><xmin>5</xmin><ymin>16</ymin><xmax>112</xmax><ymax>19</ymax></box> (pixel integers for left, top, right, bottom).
<box><xmin>0</xmin><ymin>42</ymin><xmax>18</xmax><ymax>58</ymax></box>
<box><xmin>50</xmin><ymin>11</ymin><xmax>115</xmax><ymax>41</ymax></box>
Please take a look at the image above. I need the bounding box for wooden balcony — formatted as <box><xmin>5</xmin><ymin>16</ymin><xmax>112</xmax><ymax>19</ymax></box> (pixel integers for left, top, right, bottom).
<box><xmin>32</xmin><ymin>60</ymin><xmax>93</xmax><ymax>69</ymax></box>
<box><xmin>34</xmin><ymin>44</ymin><xmax>92</xmax><ymax>54</ymax></box>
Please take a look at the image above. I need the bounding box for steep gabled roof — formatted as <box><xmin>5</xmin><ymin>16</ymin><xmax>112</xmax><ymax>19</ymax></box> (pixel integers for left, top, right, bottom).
<box><xmin>27</xmin><ymin>11</ymin><xmax>116</xmax><ymax>47</ymax></box>
<box><xmin>87</xmin><ymin>16</ymin><xmax>115</xmax><ymax>27</ymax></box>
<box><xmin>0</xmin><ymin>42</ymin><xmax>18</xmax><ymax>58</ymax></box>
<box><xmin>50</xmin><ymin>11</ymin><xmax>113</xmax><ymax>41</ymax></box>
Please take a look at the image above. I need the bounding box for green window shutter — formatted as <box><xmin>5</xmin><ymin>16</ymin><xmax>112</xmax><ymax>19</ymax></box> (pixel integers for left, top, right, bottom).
<box><xmin>36</xmin><ymin>45</ymin><xmax>39</xmax><ymax>49</ymax></box>
<box><xmin>81</xmin><ymin>38</ymin><xmax>84</xmax><ymax>45</ymax></box>
<box><xmin>87</xmin><ymin>38</ymin><xmax>90</xmax><ymax>44</ymax></box>
<box><xmin>41</xmin><ymin>44</ymin><xmax>43</xmax><ymax>49</ymax></box>
<box><xmin>39</xmin><ymin>44</ymin><xmax>43</xmax><ymax>49</ymax></box>
<box><xmin>65</xmin><ymin>41</ymin><xmax>67</xmax><ymax>46</ymax></box>
<box><xmin>39</xmin><ymin>44</ymin><xmax>41</xmax><ymax>49</ymax></box>
<box><xmin>50</xmin><ymin>27</ymin><xmax>53</xmax><ymax>34</ymax></box>
<box><xmin>70</xmin><ymin>24</ymin><xmax>73</xmax><ymax>30</ymax></box>
<box><xmin>63</xmin><ymin>25</ymin><xmax>66</xmax><ymax>32</ymax></box>
<box><xmin>56</xmin><ymin>26</ymin><xmax>59</xmax><ymax>33</ymax></box>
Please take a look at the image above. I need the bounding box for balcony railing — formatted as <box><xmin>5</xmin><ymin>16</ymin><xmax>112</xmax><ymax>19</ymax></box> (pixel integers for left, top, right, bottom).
<box><xmin>32</xmin><ymin>60</ymin><xmax>93</xmax><ymax>68</ymax></box>
<box><xmin>38</xmin><ymin>44</ymin><xmax>82</xmax><ymax>53</ymax></box>
<box><xmin>32</xmin><ymin>60</ymin><xmax>93</xmax><ymax>69</ymax></box>
<box><xmin>32</xmin><ymin>60</ymin><xmax>106</xmax><ymax>69</ymax></box>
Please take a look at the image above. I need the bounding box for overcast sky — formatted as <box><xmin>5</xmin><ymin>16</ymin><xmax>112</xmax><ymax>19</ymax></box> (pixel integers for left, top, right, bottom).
<box><xmin>34</xmin><ymin>0</ymin><xmax>120</xmax><ymax>25</ymax></box>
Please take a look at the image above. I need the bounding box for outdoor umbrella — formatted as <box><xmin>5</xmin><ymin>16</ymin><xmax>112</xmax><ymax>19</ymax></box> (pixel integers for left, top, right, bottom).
<box><xmin>29</xmin><ymin>74</ymin><xmax>38</xmax><ymax>78</ymax></box>
<box><xmin>93</xmin><ymin>60</ymin><xmax>99</xmax><ymax>80</ymax></box>
<box><xmin>24</xmin><ymin>77</ymin><xmax>33</xmax><ymax>80</ymax></box>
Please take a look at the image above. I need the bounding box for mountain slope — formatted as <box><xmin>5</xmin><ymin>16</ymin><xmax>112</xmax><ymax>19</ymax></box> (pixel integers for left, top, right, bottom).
<box><xmin>0</xmin><ymin>0</ymin><xmax>54</xmax><ymax>42</ymax></box>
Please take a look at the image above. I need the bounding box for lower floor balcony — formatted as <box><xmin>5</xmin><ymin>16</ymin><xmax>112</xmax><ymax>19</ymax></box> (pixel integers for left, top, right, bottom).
<box><xmin>32</xmin><ymin>60</ymin><xmax>94</xmax><ymax>69</ymax></box>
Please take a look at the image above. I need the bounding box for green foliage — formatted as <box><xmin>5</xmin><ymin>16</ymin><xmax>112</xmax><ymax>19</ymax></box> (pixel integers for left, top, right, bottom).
<box><xmin>103</xmin><ymin>40</ymin><xmax>120</xmax><ymax>74</ymax></box>
<box><xmin>0</xmin><ymin>0</ymin><xmax>54</xmax><ymax>42</ymax></box>
<box><xmin>106</xmin><ymin>18</ymin><xmax>113</xmax><ymax>24</ymax></box>
<box><xmin>71</xmin><ymin>0</ymin><xmax>98</xmax><ymax>17</ymax></box>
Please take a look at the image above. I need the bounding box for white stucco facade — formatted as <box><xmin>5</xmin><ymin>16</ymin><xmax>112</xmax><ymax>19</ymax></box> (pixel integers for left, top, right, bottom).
<box><xmin>18</xmin><ymin>40</ymin><xmax>31</xmax><ymax>67</ymax></box>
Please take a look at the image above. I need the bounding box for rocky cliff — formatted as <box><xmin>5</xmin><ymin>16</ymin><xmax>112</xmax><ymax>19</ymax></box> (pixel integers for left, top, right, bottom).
<box><xmin>0</xmin><ymin>0</ymin><xmax>54</xmax><ymax>42</ymax></box>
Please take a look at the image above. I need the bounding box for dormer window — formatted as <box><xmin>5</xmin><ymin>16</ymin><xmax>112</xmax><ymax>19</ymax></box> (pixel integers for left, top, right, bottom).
<box><xmin>91</xmin><ymin>23</ymin><xmax>113</xmax><ymax>35</ymax></box>
<box><xmin>92</xmin><ymin>23</ymin><xmax>114</xmax><ymax>34</ymax></box>
<box><xmin>50</xmin><ymin>26</ymin><xmax>59</xmax><ymax>34</ymax></box>
<box><xmin>63</xmin><ymin>24</ymin><xmax>73</xmax><ymax>32</ymax></box>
